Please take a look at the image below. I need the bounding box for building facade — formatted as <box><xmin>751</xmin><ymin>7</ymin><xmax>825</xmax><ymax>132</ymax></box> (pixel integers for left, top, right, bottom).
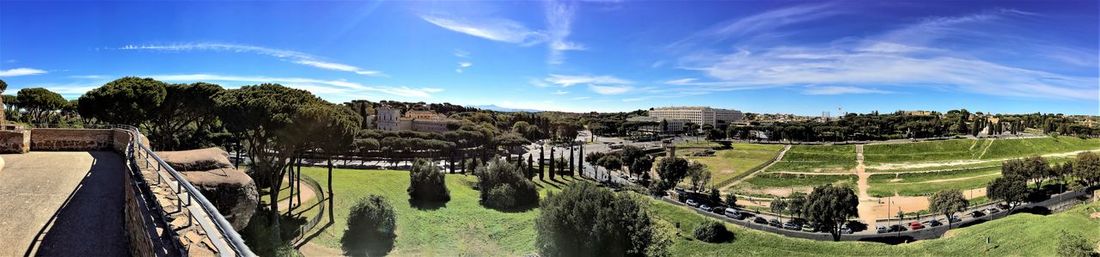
<box><xmin>648</xmin><ymin>106</ymin><xmax>743</xmax><ymax>126</ymax></box>
<box><xmin>377</xmin><ymin>106</ymin><xmax>402</xmax><ymax>131</ymax></box>
<box><xmin>376</xmin><ymin>106</ymin><xmax>454</xmax><ymax>133</ymax></box>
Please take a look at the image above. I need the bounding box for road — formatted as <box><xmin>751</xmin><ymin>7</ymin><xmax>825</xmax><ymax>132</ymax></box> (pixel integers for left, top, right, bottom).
<box><xmin>0</xmin><ymin>152</ymin><xmax>128</xmax><ymax>257</ymax></box>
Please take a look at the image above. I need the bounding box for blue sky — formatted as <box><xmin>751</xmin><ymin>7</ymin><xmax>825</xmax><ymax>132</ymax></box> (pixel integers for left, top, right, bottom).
<box><xmin>1</xmin><ymin>1</ymin><xmax>1097</xmax><ymax>115</ymax></box>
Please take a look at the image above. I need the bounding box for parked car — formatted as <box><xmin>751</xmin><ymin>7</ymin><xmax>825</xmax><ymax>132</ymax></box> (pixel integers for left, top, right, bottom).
<box><xmin>948</xmin><ymin>215</ymin><xmax>962</xmax><ymax>223</ymax></box>
<box><xmin>839</xmin><ymin>224</ymin><xmax>852</xmax><ymax>234</ymax></box>
<box><xmin>711</xmin><ymin>206</ymin><xmax>726</xmax><ymax>214</ymax></box>
<box><xmin>909</xmin><ymin>221</ymin><xmax>925</xmax><ymax>230</ymax></box>
<box><xmin>987</xmin><ymin>207</ymin><xmax>1001</xmax><ymax>214</ymax></box>
<box><xmin>876</xmin><ymin>225</ymin><xmax>888</xmax><ymax>233</ymax></box>
<box><xmin>923</xmin><ymin>219</ymin><xmax>943</xmax><ymax>227</ymax></box>
<box><xmin>724</xmin><ymin>208</ymin><xmax>741</xmax><ymax>219</ymax></box>
<box><xmin>686</xmin><ymin>199</ymin><xmax>699</xmax><ymax>207</ymax></box>
<box><xmin>783</xmin><ymin>221</ymin><xmax>801</xmax><ymax>230</ymax></box>
<box><xmin>699</xmin><ymin>205</ymin><xmax>712</xmax><ymax>212</ymax></box>
<box><xmin>888</xmin><ymin>224</ymin><xmax>907</xmax><ymax>232</ymax></box>
<box><xmin>970</xmin><ymin>210</ymin><xmax>985</xmax><ymax>218</ymax></box>
<box><xmin>753</xmin><ymin>217</ymin><xmax>768</xmax><ymax>224</ymax></box>
<box><xmin>802</xmin><ymin>223</ymin><xmax>818</xmax><ymax>232</ymax></box>
<box><xmin>769</xmin><ymin>219</ymin><xmax>782</xmax><ymax>228</ymax></box>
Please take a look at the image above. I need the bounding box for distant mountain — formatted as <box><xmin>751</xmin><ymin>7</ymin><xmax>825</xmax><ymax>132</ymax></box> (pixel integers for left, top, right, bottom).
<box><xmin>470</xmin><ymin>105</ymin><xmax>543</xmax><ymax>113</ymax></box>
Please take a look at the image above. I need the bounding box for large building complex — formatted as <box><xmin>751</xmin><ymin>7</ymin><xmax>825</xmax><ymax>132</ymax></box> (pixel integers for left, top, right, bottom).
<box><xmin>376</xmin><ymin>106</ymin><xmax>455</xmax><ymax>133</ymax></box>
<box><xmin>648</xmin><ymin>106</ymin><xmax>743</xmax><ymax>126</ymax></box>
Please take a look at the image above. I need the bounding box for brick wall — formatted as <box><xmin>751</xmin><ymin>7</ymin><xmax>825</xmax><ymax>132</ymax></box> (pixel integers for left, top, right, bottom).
<box><xmin>29</xmin><ymin>128</ymin><xmax>114</xmax><ymax>151</ymax></box>
<box><xmin>0</xmin><ymin>130</ymin><xmax>29</xmax><ymax>153</ymax></box>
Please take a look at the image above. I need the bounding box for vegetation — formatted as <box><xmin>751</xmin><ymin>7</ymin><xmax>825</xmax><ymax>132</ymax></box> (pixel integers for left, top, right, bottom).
<box><xmin>982</xmin><ymin>137</ymin><xmax>1100</xmax><ymax>160</ymax></box>
<box><xmin>681</xmin><ymin>143</ymin><xmax>784</xmax><ymax>187</ymax></box>
<box><xmin>407</xmin><ymin>159</ymin><xmax>450</xmax><ymax>205</ymax></box>
<box><xmin>864</xmin><ymin>139</ymin><xmax>984</xmax><ymax>164</ymax></box>
<box><xmin>1057</xmin><ymin>232</ymin><xmax>1098</xmax><ymax>257</ymax></box>
<box><xmin>768</xmin><ymin>145</ymin><xmax>855</xmax><ymax>173</ymax></box>
<box><xmin>692</xmin><ymin>220</ymin><xmax>733</xmax><ymax>243</ymax></box>
<box><xmin>341</xmin><ymin>195</ymin><xmax>397</xmax><ymax>257</ymax></box>
<box><xmin>652</xmin><ymin>156</ymin><xmax>691</xmax><ymax>195</ymax></box>
<box><xmin>803</xmin><ymin>184</ymin><xmax>859</xmax><ymax>241</ymax></box>
<box><xmin>536</xmin><ymin>182</ymin><xmax>670</xmax><ymax>256</ymax></box>
<box><xmin>741</xmin><ymin>173</ymin><xmax>857</xmax><ymax>190</ymax></box>
<box><xmin>928</xmin><ymin>190</ymin><xmax>969</xmax><ymax>228</ymax></box>
<box><xmin>17</xmin><ymin>87</ymin><xmax>68</xmax><ymax>124</ymax></box>
<box><xmin>475</xmin><ymin>159</ymin><xmax>539</xmax><ymax>210</ymax></box>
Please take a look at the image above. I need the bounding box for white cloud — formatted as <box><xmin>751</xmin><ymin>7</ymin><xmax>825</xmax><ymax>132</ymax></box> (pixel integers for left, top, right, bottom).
<box><xmin>553</xmin><ymin>90</ymin><xmax>569</xmax><ymax>95</ymax></box>
<box><xmin>802</xmin><ymin>86</ymin><xmax>891</xmax><ymax>95</ymax></box>
<box><xmin>669</xmin><ymin>2</ymin><xmax>840</xmax><ymax>49</ymax></box>
<box><xmin>588</xmin><ymin>84</ymin><xmax>632</xmax><ymax>95</ymax></box>
<box><xmin>421</xmin><ymin>15</ymin><xmax>546</xmax><ymax>45</ymax></box>
<box><xmin>456</xmin><ymin>62</ymin><xmax>473</xmax><ymax>73</ymax></box>
<box><xmin>545</xmin><ymin>74</ymin><xmax>631</xmax><ymax>87</ymax></box>
<box><xmin>146</xmin><ymin>73</ymin><xmax>441</xmax><ymax>98</ymax></box>
<box><xmin>570</xmin><ymin>96</ymin><xmax>591</xmax><ymax>100</ymax></box>
<box><xmin>454</xmin><ymin>49</ymin><xmax>470</xmax><ymax>58</ymax></box>
<box><xmin>545</xmin><ymin>0</ymin><xmax>584</xmax><ymax>65</ymax></box>
<box><xmin>0</xmin><ymin>68</ymin><xmax>47</xmax><ymax>77</ymax></box>
<box><xmin>119</xmin><ymin>43</ymin><xmax>384</xmax><ymax>76</ymax></box>
<box><xmin>672</xmin><ymin>7</ymin><xmax>1099</xmax><ymax>101</ymax></box>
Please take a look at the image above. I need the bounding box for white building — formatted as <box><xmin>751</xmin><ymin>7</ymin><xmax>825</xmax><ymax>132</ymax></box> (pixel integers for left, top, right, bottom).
<box><xmin>377</xmin><ymin>106</ymin><xmax>402</xmax><ymax>131</ymax></box>
<box><xmin>648</xmin><ymin>106</ymin><xmax>743</xmax><ymax>127</ymax></box>
<box><xmin>376</xmin><ymin>106</ymin><xmax>454</xmax><ymax>133</ymax></box>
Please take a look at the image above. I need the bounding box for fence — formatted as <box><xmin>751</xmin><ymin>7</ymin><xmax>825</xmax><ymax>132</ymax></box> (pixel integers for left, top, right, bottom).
<box><xmin>120</xmin><ymin>125</ymin><xmax>257</xmax><ymax>257</ymax></box>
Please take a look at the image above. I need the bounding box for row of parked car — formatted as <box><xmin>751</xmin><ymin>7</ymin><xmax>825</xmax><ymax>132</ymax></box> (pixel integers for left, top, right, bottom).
<box><xmin>683</xmin><ymin>197</ymin><xmax>855</xmax><ymax>234</ymax></box>
<box><xmin>874</xmin><ymin>205</ymin><xmax>1004</xmax><ymax>234</ymax></box>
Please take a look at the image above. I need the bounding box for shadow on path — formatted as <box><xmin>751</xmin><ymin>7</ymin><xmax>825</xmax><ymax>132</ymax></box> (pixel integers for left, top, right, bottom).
<box><xmin>29</xmin><ymin>152</ymin><xmax>127</xmax><ymax>257</ymax></box>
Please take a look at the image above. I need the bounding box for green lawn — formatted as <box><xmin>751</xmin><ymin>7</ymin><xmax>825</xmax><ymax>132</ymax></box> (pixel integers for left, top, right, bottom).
<box><xmin>981</xmin><ymin>137</ymin><xmax>1100</xmax><ymax>160</ymax></box>
<box><xmin>294</xmin><ymin>166</ymin><xmax>1100</xmax><ymax>257</ymax></box>
<box><xmin>682</xmin><ymin>143</ymin><xmax>785</xmax><ymax>188</ymax></box>
<box><xmin>768</xmin><ymin>145</ymin><xmax>855</xmax><ymax>173</ymax></box>
<box><xmin>675</xmin><ymin>140</ymin><xmax>722</xmax><ymax>148</ymax></box>
<box><xmin>864</xmin><ymin>137</ymin><xmax>1100</xmax><ymax>166</ymax></box>
<box><xmin>651</xmin><ymin>197</ymin><xmax>1100</xmax><ymax>256</ymax></box>
<box><xmin>734</xmin><ymin>173</ymin><xmax>857</xmax><ymax>197</ymax></box>
<box><xmin>867</xmin><ymin>166</ymin><xmax>1001</xmax><ymax>197</ymax></box>
<box><xmin>298</xmin><ymin>167</ymin><xmax>578</xmax><ymax>256</ymax></box>
<box><xmin>864</xmin><ymin>139</ymin><xmax>985</xmax><ymax>165</ymax></box>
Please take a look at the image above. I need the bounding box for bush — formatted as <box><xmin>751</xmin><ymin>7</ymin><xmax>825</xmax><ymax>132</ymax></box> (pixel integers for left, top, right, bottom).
<box><xmin>692</xmin><ymin>220</ymin><xmax>733</xmax><ymax>243</ymax></box>
<box><xmin>1057</xmin><ymin>231</ymin><xmax>1098</xmax><ymax>257</ymax></box>
<box><xmin>475</xmin><ymin>158</ymin><xmax>539</xmax><ymax>210</ymax></box>
<box><xmin>239</xmin><ymin>207</ymin><xmax>306</xmax><ymax>257</ymax></box>
<box><xmin>488</xmin><ymin>184</ymin><xmax>517</xmax><ymax>208</ymax></box>
<box><xmin>408</xmin><ymin>159</ymin><xmax>450</xmax><ymax>204</ymax></box>
<box><xmin>536</xmin><ymin>182</ymin><xmax>669</xmax><ymax>257</ymax></box>
<box><xmin>341</xmin><ymin>195</ymin><xmax>396</xmax><ymax>257</ymax></box>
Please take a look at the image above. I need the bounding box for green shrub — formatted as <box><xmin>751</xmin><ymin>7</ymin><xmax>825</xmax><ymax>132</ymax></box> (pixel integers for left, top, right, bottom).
<box><xmin>475</xmin><ymin>158</ymin><xmax>538</xmax><ymax>210</ymax></box>
<box><xmin>692</xmin><ymin>220</ymin><xmax>733</xmax><ymax>243</ymax></box>
<box><xmin>341</xmin><ymin>195</ymin><xmax>396</xmax><ymax>257</ymax></box>
<box><xmin>537</xmin><ymin>182</ymin><xmax>669</xmax><ymax>257</ymax></box>
<box><xmin>408</xmin><ymin>159</ymin><xmax>450</xmax><ymax>204</ymax></box>
<box><xmin>1057</xmin><ymin>231</ymin><xmax>1098</xmax><ymax>257</ymax></box>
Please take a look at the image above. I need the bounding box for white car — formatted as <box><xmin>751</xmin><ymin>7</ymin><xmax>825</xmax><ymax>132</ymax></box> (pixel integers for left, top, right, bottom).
<box><xmin>686</xmin><ymin>199</ymin><xmax>699</xmax><ymax>207</ymax></box>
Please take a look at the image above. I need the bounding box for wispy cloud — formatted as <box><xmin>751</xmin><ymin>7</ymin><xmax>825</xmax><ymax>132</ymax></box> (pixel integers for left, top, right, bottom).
<box><xmin>553</xmin><ymin>90</ymin><xmax>569</xmax><ymax>95</ymax></box>
<box><xmin>0</xmin><ymin>68</ymin><xmax>47</xmax><ymax>77</ymax></box>
<box><xmin>421</xmin><ymin>16</ymin><xmax>546</xmax><ymax>45</ymax></box>
<box><xmin>671</xmin><ymin>6</ymin><xmax>1098</xmax><ymax>101</ymax></box>
<box><xmin>545</xmin><ymin>74</ymin><xmax>631</xmax><ymax>87</ymax></box>
<box><xmin>588</xmin><ymin>84</ymin><xmax>632</xmax><ymax>95</ymax></box>
<box><xmin>802</xmin><ymin>86</ymin><xmax>891</xmax><ymax>95</ymax></box>
<box><xmin>421</xmin><ymin>0</ymin><xmax>583</xmax><ymax>65</ymax></box>
<box><xmin>119</xmin><ymin>43</ymin><xmax>384</xmax><ymax>77</ymax></box>
<box><xmin>669</xmin><ymin>2</ymin><xmax>841</xmax><ymax>49</ymax></box>
<box><xmin>146</xmin><ymin>73</ymin><xmax>441</xmax><ymax>98</ymax></box>
<box><xmin>456</xmin><ymin>62</ymin><xmax>473</xmax><ymax>73</ymax></box>
<box><xmin>453</xmin><ymin>49</ymin><xmax>470</xmax><ymax>58</ymax></box>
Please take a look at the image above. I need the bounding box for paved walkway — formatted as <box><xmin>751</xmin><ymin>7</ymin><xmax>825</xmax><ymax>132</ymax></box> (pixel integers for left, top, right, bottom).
<box><xmin>0</xmin><ymin>152</ymin><xmax>128</xmax><ymax>257</ymax></box>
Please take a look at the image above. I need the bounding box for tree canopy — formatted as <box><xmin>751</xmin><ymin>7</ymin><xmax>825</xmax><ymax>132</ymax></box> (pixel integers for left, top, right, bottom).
<box><xmin>928</xmin><ymin>189</ymin><xmax>968</xmax><ymax>227</ymax></box>
<box><xmin>536</xmin><ymin>182</ymin><xmax>670</xmax><ymax>257</ymax></box>
<box><xmin>16</xmin><ymin>87</ymin><xmax>67</xmax><ymax>124</ymax></box>
<box><xmin>803</xmin><ymin>184</ymin><xmax>859</xmax><ymax>241</ymax></box>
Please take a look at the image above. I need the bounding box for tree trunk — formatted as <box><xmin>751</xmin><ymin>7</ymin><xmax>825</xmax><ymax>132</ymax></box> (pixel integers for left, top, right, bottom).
<box><xmin>328</xmin><ymin>157</ymin><xmax>335</xmax><ymax>223</ymax></box>
<box><xmin>296</xmin><ymin>156</ymin><xmax>302</xmax><ymax>208</ymax></box>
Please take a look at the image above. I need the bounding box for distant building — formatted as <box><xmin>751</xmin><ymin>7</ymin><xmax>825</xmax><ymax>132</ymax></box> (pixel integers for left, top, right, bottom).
<box><xmin>627</xmin><ymin>116</ymin><xmax>687</xmax><ymax>132</ymax></box>
<box><xmin>648</xmin><ymin>106</ymin><xmax>743</xmax><ymax>127</ymax></box>
<box><xmin>377</xmin><ymin>106</ymin><xmax>454</xmax><ymax>133</ymax></box>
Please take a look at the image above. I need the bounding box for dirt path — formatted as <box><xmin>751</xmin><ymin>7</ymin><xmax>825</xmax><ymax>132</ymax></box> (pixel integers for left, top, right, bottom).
<box><xmin>976</xmin><ymin>138</ymin><xmax>995</xmax><ymax>159</ymax></box>
<box><xmin>889</xmin><ymin>173</ymin><xmax>1000</xmax><ymax>184</ymax></box>
<box><xmin>719</xmin><ymin>145</ymin><xmax>791</xmax><ymax>192</ymax></box>
<box><xmin>300</xmin><ymin>242</ymin><xmax>343</xmax><ymax>257</ymax></box>
<box><xmin>853</xmin><ymin>145</ymin><xmax>880</xmax><ymax>228</ymax></box>
<box><xmin>278</xmin><ymin>177</ymin><xmax>318</xmax><ymax>213</ymax></box>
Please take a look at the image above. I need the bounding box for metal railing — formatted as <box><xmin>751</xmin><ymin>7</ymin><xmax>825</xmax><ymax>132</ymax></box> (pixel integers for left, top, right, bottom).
<box><xmin>118</xmin><ymin>125</ymin><xmax>256</xmax><ymax>257</ymax></box>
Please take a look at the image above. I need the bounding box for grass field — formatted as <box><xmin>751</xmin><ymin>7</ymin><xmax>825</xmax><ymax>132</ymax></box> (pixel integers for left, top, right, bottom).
<box><xmin>864</xmin><ymin>139</ymin><xmax>985</xmax><ymax>165</ymax></box>
<box><xmin>681</xmin><ymin>143</ymin><xmax>785</xmax><ymax>187</ymax></box>
<box><xmin>294</xmin><ymin>167</ymin><xmax>1099</xmax><ymax>256</ymax></box>
<box><xmin>652</xmin><ymin>197</ymin><xmax>1100</xmax><ymax>256</ymax></box>
<box><xmin>767</xmin><ymin>145</ymin><xmax>855</xmax><ymax>173</ymax></box>
<box><xmin>867</xmin><ymin>166</ymin><xmax>1001</xmax><ymax>197</ymax></box>
<box><xmin>981</xmin><ymin>137</ymin><xmax>1100</xmax><ymax>160</ymax></box>
<box><xmin>675</xmin><ymin>140</ymin><xmax>722</xmax><ymax>148</ymax></box>
<box><xmin>865</xmin><ymin>137</ymin><xmax>1100</xmax><ymax>166</ymax></box>
<box><xmin>298</xmin><ymin>167</ymin><xmax>579</xmax><ymax>256</ymax></box>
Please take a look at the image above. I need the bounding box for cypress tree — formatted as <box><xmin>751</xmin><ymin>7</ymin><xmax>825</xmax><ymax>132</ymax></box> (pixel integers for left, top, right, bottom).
<box><xmin>569</xmin><ymin>145</ymin><xmax>575</xmax><ymax>177</ymax></box>
<box><xmin>549</xmin><ymin>147</ymin><xmax>556</xmax><ymax>180</ymax></box>
<box><xmin>539</xmin><ymin>147</ymin><xmax>545</xmax><ymax>180</ymax></box>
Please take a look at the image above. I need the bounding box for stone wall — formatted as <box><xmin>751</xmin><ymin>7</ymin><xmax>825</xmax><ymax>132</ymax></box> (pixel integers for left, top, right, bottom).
<box><xmin>0</xmin><ymin>130</ymin><xmax>30</xmax><ymax>153</ymax></box>
<box><xmin>30</xmin><ymin>128</ymin><xmax>115</xmax><ymax>151</ymax></box>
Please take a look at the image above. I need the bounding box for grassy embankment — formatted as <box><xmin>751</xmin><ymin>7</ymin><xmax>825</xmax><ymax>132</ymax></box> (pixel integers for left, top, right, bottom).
<box><xmin>767</xmin><ymin>145</ymin><xmax>856</xmax><ymax>173</ymax></box>
<box><xmin>679</xmin><ymin>143</ymin><xmax>785</xmax><ymax>188</ymax></box>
